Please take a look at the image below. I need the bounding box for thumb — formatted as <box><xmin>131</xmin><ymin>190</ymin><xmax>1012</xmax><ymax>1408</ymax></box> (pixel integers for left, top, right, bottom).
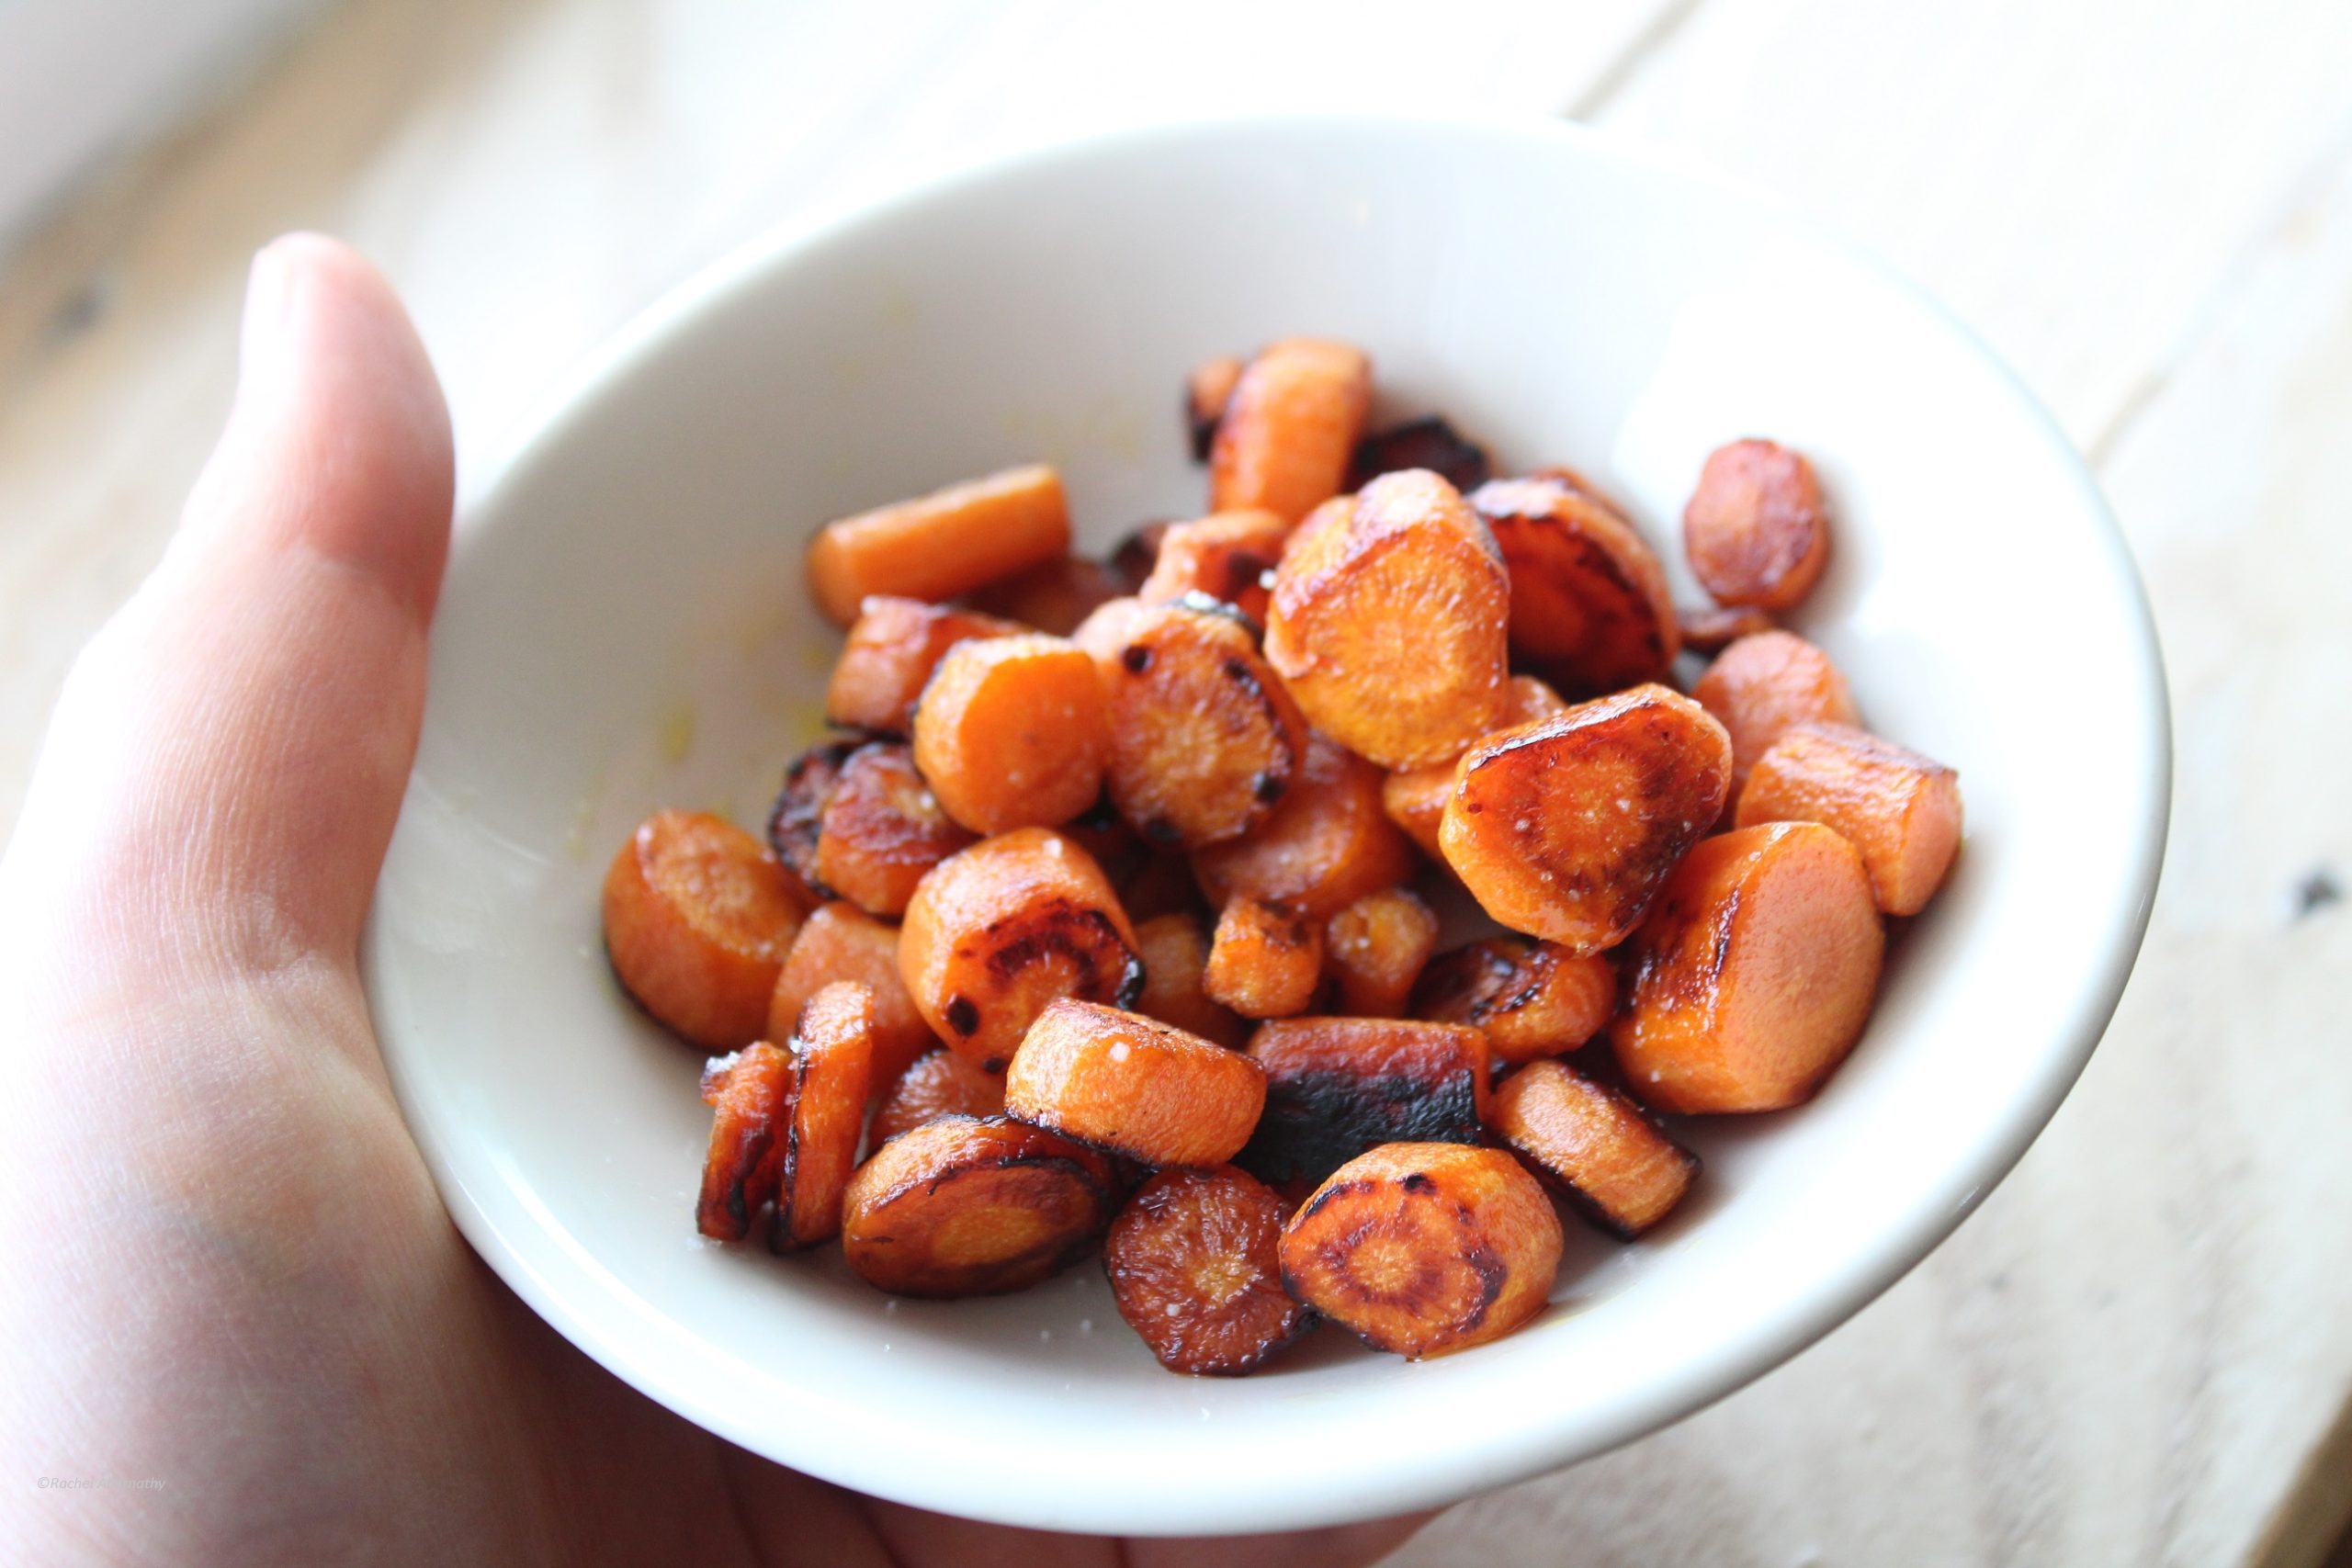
<box><xmin>3</xmin><ymin>234</ymin><xmax>453</xmax><ymax>985</ymax></box>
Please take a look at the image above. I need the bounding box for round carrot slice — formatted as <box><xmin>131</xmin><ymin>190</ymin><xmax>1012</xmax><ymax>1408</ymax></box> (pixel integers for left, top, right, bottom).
<box><xmin>912</xmin><ymin>633</ymin><xmax>1108</xmax><ymax>834</ymax></box>
<box><xmin>1137</xmin><ymin>510</ymin><xmax>1289</xmax><ymax>623</ymax></box>
<box><xmin>870</xmin><ymin>1049</ymin><xmax>1008</xmax><ymax>1148</ymax></box>
<box><xmin>695</xmin><ymin>1042</ymin><xmax>795</xmax><ymax>1241</ymax></box>
<box><xmin>1004</xmin><ymin>999</ymin><xmax>1267</xmax><ymax>1168</ymax></box>
<box><xmin>1131</xmin><ymin>912</ymin><xmax>1245</xmax><ymax>1048</ymax></box>
<box><xmin>1105</xmin><ymin>1166</ymin><xmax>1309</xmax><ymax>1375</ymax></box>
<box><xmin>775</xmin><ymin>981</ymin><xmax>876</xmax><ymax>1250</ymax></box>
<box><xmin>604</xmin><ymin>809</ymin><xmax>807</xmax><ymax>1051</ymax></box>
<box><xmin>1192</xmin><ymin>733</ymin><xmax>1415</xmax><ymax>919</ymax></box>
<box><xmin>1469</xmin><ymin>475</ymin><xmax>1680</xmax><ymax>695</ymax></box>
<box><xmin>765</xmin><ymin>739</ymin><xmax>858</xmax><ymax>901</ymax></box>
<box><xmin>1321</xmin><ymin>886</ymin><xmax>1440</xmax><ymax>1018</ymax></box>
<box><xmin>1412</xmin><ymin>935</ymin><xmax>1615</xmax><ymax>1065</ymax></box>
<box><xmin>1735</xmin><ymin>721</ymin><xmax>1962</xmax><ymax>916</ymax></box>
<box><xmin>1682</xmin><ymin>438</ymin><xmax>1831</xmax><ymax>611</ymax></box>
<box><xmin>1208</xmin><ymin>338</ymin><xmax>1372</xmax><ymax>524</ymax></box>
<box><xmin>1692</xmin><ymin>629</ymin><xmax>1860</xmax><ymax>795</ymax></box>
<box><xmin>1490</xmin><ymin>1061</ymin><xmax>1698</xmax><ymax>1237</ymax></box>
<box><xmin>768</xmin><ymin>902</ymin><xmax>937</xmax><ymax>1091</ymax></box>
<box><xmin>813</xmin><ymin>741</ymin><xmax>976</xmax><ymax>918</ymax></box>
<box><xmin>841</xmin><ymin>1115</ymin><xmax>1116</xmax><ymax>1298</ymax></box>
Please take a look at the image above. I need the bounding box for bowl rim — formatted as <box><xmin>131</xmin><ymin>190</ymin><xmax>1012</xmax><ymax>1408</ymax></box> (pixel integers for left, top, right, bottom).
<box><xmin>369</xmin><ymin>108</ymin><xmax>2173</xmax><ymax>1533</ymax></box>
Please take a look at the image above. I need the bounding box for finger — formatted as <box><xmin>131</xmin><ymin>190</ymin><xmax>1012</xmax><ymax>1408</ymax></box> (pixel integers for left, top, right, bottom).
<box><xmin>4</xmin><ymin>234</ymin><xmax>452</xmax><ymax>984</ymax></box>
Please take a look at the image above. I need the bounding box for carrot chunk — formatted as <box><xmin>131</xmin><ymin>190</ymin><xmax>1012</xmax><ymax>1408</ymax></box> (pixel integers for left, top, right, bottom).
<box><xmin>1280</xmin><ymin>1144</ymin><xmax>1561</xmax><ymax>1359</ymax></box>
<box><xmin>813</xmin><ymin>741</ymin><xmax>976</xmax><ymax>917</ymax></box>
<box><xmin>1611</xmin><ymin>821</ymin><xmax>1884</xmax><ymax>1113</ymax></box>
<box><xmin>1412</xmin><ymin>936</ymin><xmax>1615</xmax><ymax>1065</ymax></box>
<box><xmin>963</xmin><ymin>554</ymin><xmax>1126</xmax><ymax>637</ymax></box>
<box><xmin>769</xmin><ymin>902</ymin><xmax>937</xmax><ymax>1089</ymax></box>
<box><xmin>1265</xmin><ymin>469</ymin><xmax>1511</xmax><ymax>767</ymax></box>
<box><xmin>1004</xmin><ymin>999</ymin><xmax>1267</xmax><ymax>1168</ymax></box>
<box><xmin>1349</xmin><ymin>415</ymin><xmax>1492</xmax><ymax>493</ymax></box>
<box><xmin>1238</xmin><ymin>1018</ymin><xmax>1488</xmax><ymax>1189</ymax></box>
<box><xmin>1682</xmin><ymin>439</ymin><xmax>1831</xmax><ymax>611</ymax></box>
<box><xmin>1439</xmin><ymin>683</ymin><xmax>1732</xmax><ymax>953</ymax></box>
<box><xmin>1692</xmin><ymin>629</ymin><xmax>1860</xmax><ymax>795</ymax></box>
<box><xmin>1131</xmin><ymin>912</ymin><xmax>1245</xmax><ymax>1047</ymax></box>
<box><xmin>1208</xmin><ymin>338</ymin><xmax>1372</xmax><ymax>523</ymax></box>
<box><xmin>1110</xmin><ymin>521</ymin><xmax>1174</xmax><ymax>590</ymax></box>
<box><xmin>1089</xmin><ymin>598</ymin><xmax>1306</xmax><ymax>850</ymax></box>
<box><xmin>840</xmin><ymin>1115</ymin><xmax>1116</xmax><ymax>1298</ymax></box>
<box><xmin>898</xmin><ymin>829</ymin><xmax>1143</xmax><ymax>1074</ymax></box>
<box><xmin>604</xmin><ymin>810</ymin><xmax>807</xmax><ymax>1051</ymax></box>
<box><xmin>1469</xmin><ymin>475</ymin><xmax>1680</xmax><ymax>695</ymax></box>
<box><xmin>807</xmin><ymin>464</ymin><xmax>1072</xmax><ymax>625</ymax></box>
<box><xmin>912</xmin><ymin>633</ymin><xmax>1108</xmax><ymax>833</ymax></box>
<box><xmin>1105</xmin><ymin>1166</ymin><xmax>1309</xmax><ymax>1375</ymax></box>
<box><xmin>1379</xmin><ymin>674</ymin><xmax>1569</xmax><ymax>860</ymax></box>
<box><xmin>1137</xmin><ymin>510</ymin><xmax>1289</xmax><ymax>622</ymax></box>
<box><xmin>826</xmin><ymin>596</ymin><xmax>1025</xmax><ymax>734</ymax></box>
<box><xmin>870</xmin><ymin>1048</ymin><xmax>1009</xmax><ymax>1149</ymax></box>
<box><xmin>1490</xmin><ymin>1060</ymin><xmax>1697</xmax><ymax>1237</ymax></box>
<box><xmin>1736</xmin><ymin>721</ymin><xmax>1962</xmax><ymax>916</ymax></box>
<box><xmin>1185</xmin><ymin>355</ymin><xmax>1245</xmax><ymax>462</ymax></box>
<box><xmin>1321</xmin><ymin>886</ymin><xmax>1439</xmax><ymax>1018</ymax></box>
<box><xmin>774</xmin><ymin>981</ymin><xmax>876</xmax><ymax>1249</ymax></box>
<box><xmin>1193</xmin><ymin>733</ymin><xmax>1416</xmax><ymax>919</ymax></box>
<box><xmin>695</xmin><ymin>1042</ymin><xmax>795</xmax><ymax>1241</ymax></box>
<box><xmin>764</xmin><ymin>739</ymin><xmax>857</xmax><ymax>901</ymax></box>
<box><xmin>1679</xmin><ymin>604</ymin><xmax>1776</xmax><ymax>655</ymax></box>
<box><xmin>1203</xmin><ymin>896</ymin><xmax>1323</xmax><ymax>1020</ymax></box>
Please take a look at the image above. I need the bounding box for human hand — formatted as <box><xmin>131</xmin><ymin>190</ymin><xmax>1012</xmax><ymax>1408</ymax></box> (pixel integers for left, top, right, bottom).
<box><xmin>0</xmin><ymin>236</ymin><xmax>1429</xmax><ymax>1568</ymax></box>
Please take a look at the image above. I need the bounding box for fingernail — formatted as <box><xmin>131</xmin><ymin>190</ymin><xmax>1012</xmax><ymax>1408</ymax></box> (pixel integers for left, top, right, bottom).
<box><xmin>238</xmin><ymin>237</ymin><xmax>306</xmax><ymax>389</ymax></box>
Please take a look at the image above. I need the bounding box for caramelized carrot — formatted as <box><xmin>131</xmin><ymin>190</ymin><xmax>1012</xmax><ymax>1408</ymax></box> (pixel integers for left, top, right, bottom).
<box><xmin>1380</xmin><ymin>674</ymin><xmax>1569</xmax><ymax>860</ymax></box>
<box><xmin>1412</xmin><ymin>936</ymin><xmax>1615</xmax><ymax>1065</ymax></box>
<box><xmin>1692</xmin><ymin>629</ymin><xmax>1860</xmax><ymax>795</ymax></box>
<box><xmin>774</xmin><ymin>981</ymin><xmax>876</xmax><ymax>1249</ymax></box>
<box><xmin>1440</xmin><ymin>684</ymin><xmax>1731</xmax><ymax>953</ymax></box>
<box><xmin>1004</xmin><ymin>999</ymin><xmax>1267</xmax><ymax>1168</ymax></box>
<box><xmin>825</xmin><ymin>597</ymin><xmax>1024</xmax><ymax>734</ymax></box>
<box><xmin>1208</xmin><ymin>338</ymin><xmax>1372</xmax><ymax>523</ymax></box>
<box><xmin>813</xmin><ymin>741</ymin><xmax>976</xmax><ymax>917</ymax></box>
<box><xmin>1185</xmin><ymin>355</ymin><xmax>1245</xmax><ymax>462</ymax></box>
<box><xmin>769</xmin><ymin>902</ymin><xmax>937</xmax><ymax>1089</ymax></box>
<box><xmin>1137</xmin><ymin>510</ymin><xmax>1289</xmax><ymax>622</ymax></box>
<box><xmin>604</xmin><ymin>810</ymin><xmax>807</xmax><ymax>1051</ymax></box>
<box><xmin>1203</xmin><ymin>896</ymin><xmax>1323</xmax><ymax>1020</ymax></box>
<box><xmin>1279</xmin><ymin>1144</ymin><xmax>1560</xmax><ymax>1359</ymax></box>
<box><xmin>1321</xmin><ymin>886</ymin><xmax>1439</xmax><ymax>1018</ymax></box>
<box><xmin>765</xmin><ymin>739</ymin><xmax>857</xmax><ymax>901</ymax></box>
<box><xmin>1131</xmin><ymin>912</ymin><xmax>1245</xmax><ymax>1048</ymax></box>
<box><xmin>1349</xmin><ymin>416</ymin><xmax>1492</xmax><ymax>493</ymax></box>
<box><xmin>1238</xmin><ymin>1018</ymin><xmax>1488</xmax><ymax>1189</ymax></box>
<box><xmin>1682</xmin><ymin>439</ymin><xmax>1831</xmax><ymax>611</ymax></box>
<box><xmin>1193</xmin><ymin>733</ymin><xmax>1416</xmax><ymax>919</ymax></box>
<box><xmin>1469</xmin><ymin>475</ymin><xmax>1680</xmax><ymax>695</ymax></box>
<box><xmin>1490</xmin><ymin>1060</ymin><xmax>1698</xmax><ymax>1237</ymax></box>
<box><xmin>963</xmin><ymin>554</ymin><xmax>1126</xmax><ymax>636</ymax></box>
<box><xmin>898</xmin><ymin>829</ymin><xmax>1143</xmax><ymax>1074</ymax></box>
<box><xmin>840</xmin><ymin>1115</ymin><xmax>1116</xmax><ymax>1297</ymax></box>
<box><xmin>1736</xmin><ymin>722</ymin><xmax>1962</xmax><ymax>916</ymax></box>
<box><xmin>695</xmin><ymin>1042</ymin><xmax>794</xmax><ymax>1241</ymax></box>
<box><xmin>870</xmin><ymin>1049</ymin><xmax>1008</xmax><ymax>1148</ymax></box>
<box><xmin>1612</xmin><ymin>821</ymin><xmax>1884</xmax><ymax>1113</ymax></box>
<box><xmin>1105</xmin><ymin>1166</ymin><xmax>1309</xmax><ymax>1375</ymax></box>
<box><xmin>1264</xmin><ymin>469</ymin><xmax>1511</xmax><ymax>767</ymax></box>
<box><xmin>1679</xmin><ymin>604</ymin><xmax>1776</xmax><ymax>655</ymax></box>
<box><xmin>911</xmin><ymin>633</ymin><xmax>1108</xmax><ymax>833</ymax></box>
<box><xmin>807</xmin><ymin>464</ymin><xmax>1072</xmax><ymax>625</ymax></box>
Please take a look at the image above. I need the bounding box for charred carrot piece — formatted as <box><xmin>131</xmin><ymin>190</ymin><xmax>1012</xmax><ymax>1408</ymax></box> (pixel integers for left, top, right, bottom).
<box><xmin>604</xmin><ymin>810</ymin><xmax>808</xmax><ymax>1051</ymax></box>
<box><xmin>1693</xmin><ymin>629</ymin><xmax>1860</xmax><ymax>795</ymax></box>
<box><xmin>869</xmin><ymin>1048</ymin><xmax>1008</xmax><ymax>1149</ymax></box>
<box><xmin>1185</xmin><ymin>355</ymin><xmax>1245</xmax><ymax>463</ymax></box>
<box><xmin>812</xmin><ymin>741</ymin><xmax>976</xmax><ymax>917</ymax></box>
<box><xmin>1379</xmin><ymin>674</ymin><xmax>1569</xmax><ymax>860</ymax></box>
<box><xmin>1004</xmin><ymin>999</ymin><xmax>1267</xmax><ymax>1168</ymax></box>
<box><xmin>962</xmin><ymin>554</ymin><xmax>1127</xmax><ymax>637</ymax></box>
<box><xmin>774</xmin><ymin>981</ymin><xmax>876</xmax><ymax>1249</ymax></box>
<box><xmin>1279</xmin><ymin>1144</ymin><xmax>1561</xmax><ymax>1359</ymax></box>
<box><xmin>826</xmin><ymin>597</ymin><xmax>1025</xmax><ymax>734</ymax></box>
<box><xmin>1612</xmin><ymin>821</ymin><xmax>1884</xmax><ymax>1113</ymax></box>
<box><xmin>1348</xmin><ymin>415</ymin><xmax>1492</xmax><ymax>493</ymax></box>
<box><xmin>1490</xmin><ymin>1060</ymin><xmax>1698</xmax><ymax>1237</ymax></box>
<box><xmin>1736</xmin><ymin>721</ymin><xmax>1962</xmax><ymax>916</ymax></box>
<box><xmin>1321</xmin><ymin>886</ymin><xmax>1440</xmax><ymax>1018</ymax></box>
<box><xmin>1412</xmin><ymin>935</ymin><xmax>1615</xmax><ymax>1066</ymax></box>
<box><xmin>765</xmin><ymin>739</ymin><xmax>858</xmax><ymax>901</ymax></box>
<box><xmin>912</xmin><ymin>633</ymin><xmax>1109</xmax><ymax>834</ymax></box>
<box><xmin>768</xmin><ymin>902</ymin><xmax>937</xmax><ymax>1090</ymax></box>
<box><xmin>695</xmin><ymin>1042</ymin><xmax>796</xmax><ymax>1241</ymax></box>
<box><xmin>1109</xmin><ymin>521</ymin><xmax>1174</xmax><ymax>591</ymax></box>
<box><xmin>1105</xmin><ymin>1166</ymin><xmax>1310</xmax><ymax>1375</ymax></box>
<box><xmin>840</xmin><ymin>1115</ymin><xmax>1116</xmax><ymax>1298</ymax></box>
<box><xmin>807</xmin><ymin>464</ymin><xmax>1073</xmax><ymax>625</ymax></box>
<box><xmin>1238</xmin><ymin>1018</ymin><xmax>1488</xmax><ymax>1190</ymax></box>
<box><xmin>1208</xmin><ymin>339</ymin><xmax>1372</xmax><ymax>523</ymax></box>
<box><xmin>1193</xmin><ymin>733</ymin><xmax>1416</xmax><ymax>919</ymax></box>
<box><xmin>1682</xmin><ymin>439</ymin><xmax>1831</xmax><ymax>611</ymax></box>
<box><xmin>1203</xmin><ymin>896</ymin><xmax>1323</xmax><ymax>1020</ymax></box>
<box><xmin>1469</xmin><ymin>475</ymin><xmax>1681</xmax><ymax>695</ymax></box>
<box><xmin>1136</xmin><ymin>510</ymin><xmax>1289</xmax><ymax>622</ymax></box>
<box><xmin>1131</xmin><ymin>911</ymin><xmax>1245</xmax><ymax>1048</ymax></box>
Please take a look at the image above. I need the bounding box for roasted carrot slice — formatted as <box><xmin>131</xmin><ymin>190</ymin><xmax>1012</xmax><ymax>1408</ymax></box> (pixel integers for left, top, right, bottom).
<box><xmin>1440</xmin><ymin>683</ymin><xmax>1732</xmax><ymax>953</ymax></box>
<box><xmin>1185</xmin><ymin>355</ymin><xmax>1245</xmax><ymax>462</ymax></box>
<box><xmin>1004</xmin><ymin>999</ymin><xmax>1267</xmax><ymax>1168</ymax></box>
<box><xmin>807</xmin><ymin>464</ymin><xmax>1073</xmax><ymax>625</ymax></box>
<box><xmin>1238</xmin><ymin>1018</ymin><xmax>1488</xmax><ymax>1189</ymax></box>
<box><xmin>825</xmin><ymin>597</ymin><xmax>1025</xmax><ymax>735</ymax></box>
<box><xmin>1203</xmin><ymin>896</ymin><xmax>1323</xmax><ymax>1020</ymax></box>
<box><xmin>911</xmin><ymin>633</ymin><xmax>1108</xmax><ymax>833</ymax></box>
<box><xmin>1349</xmin><ymin>415</ymin><xmax>1492</xmax><ymax>493</ymax></box>
<box><xmin>1090</xmin><ymin>598</ymin><xmax>1306</xmax><ymax>850</ymax></box>
<box><xmin>1193</xmin><ymin>733</ymin><xmax>1416</xmax><ymax>919</ymax></box>
<box><xmin>765</xmin><ymin>739</ymin><xmax>858</xmax><ymax>900</ymax></box>
<box><xmin>1412</xmin><ymin>935</ymin><xmax>1615</xmax><ymax>1066</ymax></box>
<box><xmin>769</xmin><ymin>902</ymin><xmax>937</xmax><ymax>1090</ymax></box>
<box><xmin>695</xmin><ymin>1042</ymin><xmax>795</xmax><ymax>1241</ymax></box>
<box><xmin>1490</xmin><ymin>1060</ymin><xmax>1697</xmax><ymax>1237</ymax></box>
<box><xmin>898</xmin><ymin>829</ymin><xmax>1143</xmax><ymax>1074</ymax></box>
<box><xmin>1105</xmin><ymin>1166</ymin><xmax>1309</xmax><ymax>1375</ymax></box>
<box><xmin>1265</xmin><ymin>469</ymin><xmax>1512</xmax><ymax>767</ymax></box>
<box><xmin>1692</xmin><ymin>629</ymin><xmax>1860</xmax><ymax>795</ymax></box>
<box><xmin>1321</xmin><ymin>886</ymin><xmax>1440</xmax><ymax>1018</ymax></box>
<box><xmin>604</xmin><ymin>810</ymin><xmax>808</xmax><ymax>1051</ymax></box>
<box><xmin>812</xmin><ymin>741</ymin><xmax>976</xmax><ymax>917</ymax></box>
<box><xmin>1736</xmin><ymin>721</ymin><xmax>1962</xmax><ymax>916</ymax></box>
<box><xmin>870</xmin><ymin>1048</ymin><xmax>1008</xmax><ymax>1148</ymax></box>
<box><xmin>774</xmin><ymin>981</ymin><xmax>876</xmax><ymax>1249</ymax></box>
<box><xmin>1679</xmin><ymin>604</ymin><xmax>1776</xmax><ymax>655</ymax></box>
<box><xmin>1682</xmin><ymin>439</ymin><xmax>1831</xmax><ymax>611</ymax></box>
<box><xmin>840</xmin><ymin>1115</ymin><xmax>1116</xmax><ymax>1298</ymax></box>
<box><xmin>1612</xmin><ymin>821</ymin><xmax>1884</xmax><ymax>1113</ymax></box>
<box><xmin>1469</xmin><ymin>475</ymin><xmax>1680</xmax><ymax>696</ymax></box>
<box><xmin>1380</xmin><ymin>674</ymin><xmax>1570</xmax><ymax>860</ymax></box>
<box><xmin>1207</xmin><ymin>338</ymin><xmax>1372</xmax><ymax>523</ymax></box>
<box><xmin>963</xmin><ymin>554</ymin><xmax>1127</xmax><ymax>636</ymax></box>
<box><xmin>1136</xmin><ymin>510</ymin><xmax>1289</xmax><ymax>622</ymax></box>
<box><xmin>1132</xmin><ymin>912</ymin><xmax>1245</xmax><ymax>1047</ymax></box>
<box><xmin>1279</xmin><ymin>1144</ymin><xmax>1561</xmax><ymax>1359</ymax></box>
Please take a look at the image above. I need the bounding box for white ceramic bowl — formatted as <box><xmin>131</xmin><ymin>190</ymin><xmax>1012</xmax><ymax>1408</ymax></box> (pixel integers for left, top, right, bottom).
<box><xmin>363</xmin><ymin>114</ymin><xmax>2169</xmax><ymax>1535</ymax></box>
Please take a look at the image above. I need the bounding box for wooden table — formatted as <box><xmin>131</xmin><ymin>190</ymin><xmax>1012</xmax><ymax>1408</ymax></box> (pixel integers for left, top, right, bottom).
<box><xmin>4</xmin><ymin>3</ymin><xmax>2346</xmax><ymax>1562</ymax></box>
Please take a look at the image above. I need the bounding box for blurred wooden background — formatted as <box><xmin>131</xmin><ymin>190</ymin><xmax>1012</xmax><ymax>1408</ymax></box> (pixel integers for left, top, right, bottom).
<box><xmin>2</xmin><ymin>3</ymin><xmax>2346</xmax><ymax>1563</ymax></box>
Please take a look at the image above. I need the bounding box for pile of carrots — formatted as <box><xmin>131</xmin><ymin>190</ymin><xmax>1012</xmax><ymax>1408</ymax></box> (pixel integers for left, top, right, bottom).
<box><xmin>603</xmin><ymin>337</ymin><xmax>1962</xmax><ymax>1374</ymax></box>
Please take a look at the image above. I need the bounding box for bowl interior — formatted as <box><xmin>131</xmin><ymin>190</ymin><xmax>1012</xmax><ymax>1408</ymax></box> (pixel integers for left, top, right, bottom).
<box><xmin>364</xmin><ymin>117</ymin><xmax>2165</xmax><ymax>1535</ymax></box>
